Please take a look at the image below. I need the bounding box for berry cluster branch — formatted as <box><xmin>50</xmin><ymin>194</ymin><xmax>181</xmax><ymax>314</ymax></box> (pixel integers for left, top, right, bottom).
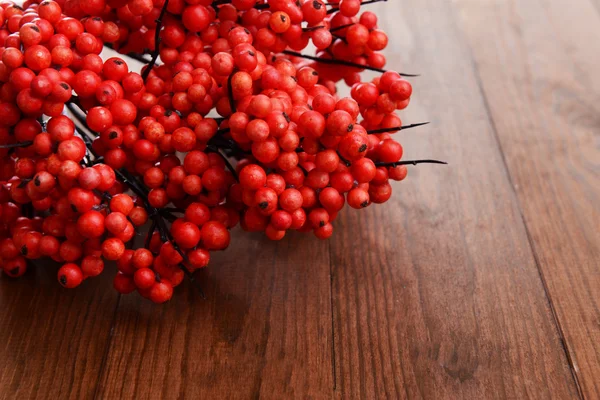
<box><xmin>142</xmin><ymin>0</ymin><xmax>170</xmax><ymax>81</ymax></box>
<box><xmin>66</xmin><ymin>100</ymin><xmax>207</xmax><ymax>288</ymax></box>
<box><xmin>154</xmin><ymin>215</ymin><xmax>206</xmax><ymax>298</ymax></box>
<box><xmin>282</xmin><ymin>50</ymin><xmax>419</xmax><ymax>77</ymax></box>
<box><xmin>114</xmin><ymin>168</ymin><xmax>206</xmax><ymax>298</ymax></box>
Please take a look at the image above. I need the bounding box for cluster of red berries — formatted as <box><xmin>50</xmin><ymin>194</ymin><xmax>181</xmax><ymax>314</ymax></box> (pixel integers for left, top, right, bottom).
<box><xmin>0</xmin><ymin>0</ymin><xmax>442</xmax><ymax>303</ymax></box>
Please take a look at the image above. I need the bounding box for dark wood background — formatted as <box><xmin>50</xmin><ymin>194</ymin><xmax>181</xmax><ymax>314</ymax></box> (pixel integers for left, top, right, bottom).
<box><xmin>1</xmin><ymin>0</ymin><xmax>599</xmax><ymax>398</ymax></box>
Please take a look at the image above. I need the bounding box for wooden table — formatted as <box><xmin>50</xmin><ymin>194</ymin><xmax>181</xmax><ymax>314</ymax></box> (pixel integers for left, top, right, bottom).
<box><xmin>1</xmin><ymin>0</ymin><xmax>599</xmax><ymax>398</ymax></box>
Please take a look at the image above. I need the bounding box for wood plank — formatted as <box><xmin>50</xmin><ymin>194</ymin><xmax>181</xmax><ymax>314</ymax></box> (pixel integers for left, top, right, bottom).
<box><xmin>453</xmin><ymin>0</ymin><xmax>600</xmax><ymax>397</ymax></box>
<box><xmin>96</xmin><ymin>231</ymin><xmax>333</xmax><ymax>399</ymax></box>
<box><xmin>329</xmin><ymin>1</ymin><xmax>580</xmax><ymax>398</ymax></box>
<box><xmin>0</xmin><ymin>267</ymin><xmax>119</xmax><ymax>400</ymax></box>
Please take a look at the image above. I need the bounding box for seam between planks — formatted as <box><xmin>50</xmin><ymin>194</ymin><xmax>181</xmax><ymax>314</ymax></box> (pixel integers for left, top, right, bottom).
<box><xmin>92</xmin><ymin>293</ymin><xmax>122</xmax><ymax>400</ymax></box>
<box><xmin>450</xmin><ymin>11</ymin><xmax>585</xmax><ymax>398</ymax></box>
<box><xmin>328</xmin><ymin>240</ymin><xmax>337</xmax><ymax>395</ymax></box>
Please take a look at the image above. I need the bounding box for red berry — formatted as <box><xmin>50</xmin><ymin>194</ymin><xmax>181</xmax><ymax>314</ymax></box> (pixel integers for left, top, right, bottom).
<box><xmin>58</xmin><ymin>263</ymin><xmax>84</xmax><ymax>288</ymax></box>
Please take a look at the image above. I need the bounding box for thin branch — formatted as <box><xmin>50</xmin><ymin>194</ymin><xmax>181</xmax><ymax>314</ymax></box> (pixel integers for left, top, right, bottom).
<box><xmin>65</xmin><ymin>102</ymin><xmax>90</xmax><ymax>129</ymax></box>
<box><xmin>216</xmin><ymin>127</ymin><xmax>231</xmax><ymax>136</ymax></box>
<box><xmin>142</xmin><ymin>0</ymin><xmax>169</xmax><ymax>81</ymax></box>
<box><xmin>0</xmin><ymin>141</ymin><xmax>33</xmax><ymax>149</ymax></box>
<box><xmin>282</xmin><ymin>50</ymin><xmax>419</xmax><ymax>77</ymax></box>
<box><xmin>155</xmin><ymin>216</ymin><xmax>206</xmax><ymax>299</ymax></box>
<box><xmin>332</xmin><ymin>34</ymin><xmax>347</xmax><ymax>44</ymax></box>
<box><xmin>145</xmin><ymin>219</ymin><xmax>157</xmax><ymax>249</ymax></box>
<box><xmin>208</xmin><ymin>136</ymin><xmax>250</xmax><ymax>155</ymax></box>
<box><xmin>337</xmin><ymin>150</ymin><xmax>351</xmax><ymax>167</ymax></box>
<box><xmin>327</xmin><ymin>0</ymin><xmax>388</xmax><ymax>14</ymax></box>
<box><xmin>330</xmin><ymin>23</ymin><xmax>355</xmax><ymax>32</ymax></box>
<box><xmin>366</xmin><ymin>122</ymin><xmax>430</xmax><ymax>135</ymax></box>
<box><xmin>374</xmin><ymin>159</ymin><xmax>448</xmax><ymax>167</ymax></box>
<box><xmin>303</xmin><ymin>25</ymin><xmax>325</xmax><ymax>32</ymax></box>
<box><xmin>161</xmin><ymin>207</ymin><xmax>185</xmax><ymax>214</ymax></box>
<box><xmin>227</xmin><ymin>70</ymin><xmax>237</xmax><ymax>113</ymax></box>
<box><xmin>65</xmin><ymin>102</ymin><xmax>100</xmax><ymax>163</ymax></box>
<box><xmin>298</xmin><ymin>164</ymin><xmax>309</xmax><ymax>176</ymax></box>
<box><xmin>207</xmin><ymin>145</ymin><xmax>238</xmax><ymax>181</ymax></box>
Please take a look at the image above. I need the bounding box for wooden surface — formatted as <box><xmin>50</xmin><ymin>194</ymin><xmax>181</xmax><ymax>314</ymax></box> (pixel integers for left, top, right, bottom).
<box><xmin>1</xmin><ymin>0</ymin><xmax>599</xmax><ymax>398</ymax></box>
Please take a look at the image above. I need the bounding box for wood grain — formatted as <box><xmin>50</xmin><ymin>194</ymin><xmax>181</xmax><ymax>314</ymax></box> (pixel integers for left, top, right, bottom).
<box><xmin>329</xmin><ymin>0</ymin><xmax>580</xmax><ymax>398</ymax></box>
<box><xmin>0</xmin><ymin>266</ymin><xmax>119</xmax><ymax>400</ymax></box>
<box><xmin>2</xmin><ymin>0</ymin><xmax>599</xmax><ymax>398</ymax></box>
<box><xmin>453</xmin><ymin>0</ymin><xmax>600</xmax><ymax>397</ymax></box>
<box><xmin>96</xmin><ymin>230</ymin><xmax>333</xmax><ymax>399</ymax></box>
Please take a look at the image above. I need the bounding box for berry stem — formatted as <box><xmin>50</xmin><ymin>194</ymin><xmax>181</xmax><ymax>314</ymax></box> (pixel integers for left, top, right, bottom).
<box><xmin>65</xmin><ymin>102</ymin><xmax>100</xmax><ymax>163</ymax></box>
<box><xmin>207</xmin><ymin>145</ymin><xmax>239</xmax><ymax>181</ymax></box>
<box><xmin>94</xmin><ymin>189</ymin><xmax>112</xmax><ymax>201</ymax></box>
<box><xmin>332</xmin><ymin>33</ymin><xmax>347</xmax><ymax>43</ymax></box>
<box><xmin>208</xmin><ymin>136</ymin><xmax>249</xmax><ymax>155</ymax></box>
<box><xmin>329</xmin><ymin>23</ymin><xmax>355</xmax><ymax>32</ymax></box>
<box><xmin>327</xmin><ymin>0</ymin><xmax>388</xmax><ymax>14</ymax></box>
<box><xmin>0</xmin><ymin>141</ymin><xmax>33</xmax><ymax>149</ymax></box>
<box><xmin>298</xmin><ymin>164</ymin><xmax>309</xmax><ymax>176</ymax></box>
<box><xmin>77</xmin><ymin>127</ymin><xmax>97</xmax><ymax>157</ymax></box>
<box><xmin>142</xmin><ymin>0</ymin><xmax>169</xmax><ymax>82</ymax></box>
<box><xmin>227</xmin><ymin>70</ymin><xmax>237</xmax><ymax>113</ymax></box>
<box><xmin>337</xmin><ymin>150</ymin><xmax>352</xmax><ymax>167</ymax></box>
<box><xmin>375</xmin><ymin>159</ymin><xmax>448</xmax><ymax>167</ymax></box>
<box><xmin>303</xmin><ymin>25</ymin><xmax>325</xmax><ymax>32</ymax></box>
<box><xmin>145</xmin><ymin>219</ymin><xmax>157</xmax><ymax>248</ymax></box>
<box><xmin>366</xmin><ymin>122</ymin><xmax>430</xmax><ymax>135</ymax></box>
<box><xmin>155</xmin><ymin>215</ymin><xmax>206</xmax><ymax>299</ymax></box>
<box><xmin>282</xmin><ymin>50</ymin><xmax>419</xmax><ymax>77</ymax></box>
<box><xmin>162</xmin><ymin>207</ymin><xmax>185</xmax><ymax>213</ymax></box>
<box><xmin>90</xmin><ymin>156</ymin><xmax>105</xmax><ymax>165</ymax></box>
<box><xmin>115</xmin><ymin>169</ymin><xmax>149</xmax><ymax>197</ymax></box>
